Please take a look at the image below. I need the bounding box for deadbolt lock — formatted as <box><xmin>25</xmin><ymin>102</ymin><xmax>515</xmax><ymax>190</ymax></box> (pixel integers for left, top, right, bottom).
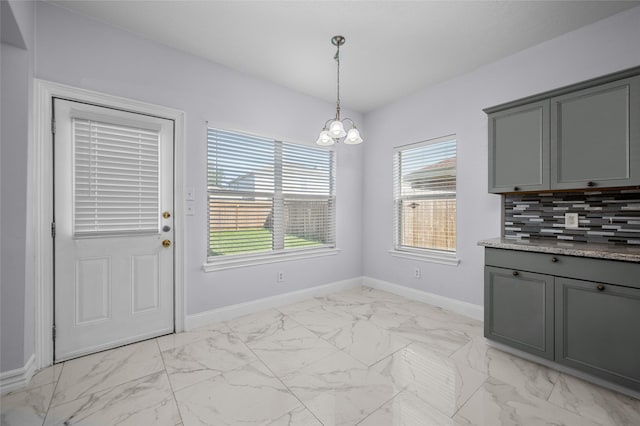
<box><xmin>162</xmin><ymin>240</ymin><xmax>171</xmax><ymax>248</ymax></box>
<box><xmin>162</xmin><ymin>211</ymin><xmax>171</xmax><ymax>219</ymax></box>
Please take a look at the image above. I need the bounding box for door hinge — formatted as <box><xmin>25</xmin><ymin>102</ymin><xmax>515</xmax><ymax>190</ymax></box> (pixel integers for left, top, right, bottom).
<box><xmin>52</xmin><ymin>325</ymin><xmax>56</xmax><ymax>341</ymax></box>
<box><xmin>51</xmin><ymin>118</ymin><xmax>56</xmax><ymax>134</ymax></box>
<box><xmin>51</xmin><ymin>222</ymin><xmax>56</xmax><ymax>238</ymax></box>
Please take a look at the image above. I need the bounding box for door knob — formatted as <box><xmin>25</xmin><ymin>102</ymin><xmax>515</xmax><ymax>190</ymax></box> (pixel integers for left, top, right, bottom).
<box><xmin>162</xmin><ymin>240</ymin><xmax>171</xmax><ymax>248</ymax></box>
<box><xmin>162</xmin><ymin>211</ymin><xmax>171</xmax><ymax>219</ymax></box>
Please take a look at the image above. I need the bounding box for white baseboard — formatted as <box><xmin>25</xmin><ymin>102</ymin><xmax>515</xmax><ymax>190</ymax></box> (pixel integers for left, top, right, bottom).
<box><xmin>363</xmin><ymin>276</ymin><xmax>484</xmax><ymax>321</ymax></box>
<box><xmin>185</xmin><ymin>277</ymin><xmax>363</xmax><ymax>330</ymax></box>
<box><xmin>0</xmin><ymin>354</ymin><xmax>36</xmax><ymax>395</ymax></box>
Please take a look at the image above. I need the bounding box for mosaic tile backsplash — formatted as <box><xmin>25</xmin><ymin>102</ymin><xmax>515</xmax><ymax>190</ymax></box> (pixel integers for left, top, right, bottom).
<box><xmin>504</xmin><ymin>188</ymin><xmax>640</xmax><ymax>245</ymax></box>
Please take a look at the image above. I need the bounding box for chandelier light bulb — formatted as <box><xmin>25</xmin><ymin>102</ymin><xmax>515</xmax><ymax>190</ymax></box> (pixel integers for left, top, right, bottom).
<box><xmin>316</xmin><ymin>130</ymin><xmax>335</xmax><ymax>146</ymax></box>
<box><xmin>328</xmin><ymin>120</ymin><xmax>347</xmax><ymax>138</ymax></box>
<box><xmin>344</xmin><ymin>127</ymin><xmax>363</xmax><ymax>145</ymax></box>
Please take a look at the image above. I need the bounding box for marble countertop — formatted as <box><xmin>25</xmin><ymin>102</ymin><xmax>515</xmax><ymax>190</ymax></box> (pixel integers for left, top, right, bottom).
<box><xmin>478</xmin><ymin>237</ymin><xmax>640</xmax><ymax>262</ymax></box>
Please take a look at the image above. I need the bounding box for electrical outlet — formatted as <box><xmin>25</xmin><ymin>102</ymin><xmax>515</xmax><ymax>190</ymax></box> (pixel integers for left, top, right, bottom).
<box><xmin>413</xmin><ymin>267</ymin><xmax>421</xmax><ymax>279</ymax></box>
<box><xmin>565</xmin><ymin>213</ymin><xmax>579</xmax><ymax>229</ymax></box>
<box><xmin>277</xmin><ymin>271</ymin><xmax>285</xmax><ymax>283</ymax></box>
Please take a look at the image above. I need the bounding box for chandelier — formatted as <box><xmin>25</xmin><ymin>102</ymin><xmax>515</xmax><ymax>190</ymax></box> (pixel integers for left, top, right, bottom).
<box><xmin>316</xmin><ymin>35</ymin><xmax>363</xmax><ymax>146</ymax></box>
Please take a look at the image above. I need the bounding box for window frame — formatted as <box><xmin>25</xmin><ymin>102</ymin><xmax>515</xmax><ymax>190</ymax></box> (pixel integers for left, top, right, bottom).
<box><xmin>203</xmin><ymin>127</ymin><xmax>338</xmax><ymax>272</ymax></box>
<box><xmin>390</xmin><ymin>134</ymin><xmax>460</xmax><ymax>266</ymax></box>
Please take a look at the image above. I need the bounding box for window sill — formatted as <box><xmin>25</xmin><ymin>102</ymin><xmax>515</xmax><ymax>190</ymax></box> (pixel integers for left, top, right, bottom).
<box><xmin>203</xmin><ymin>247</ymin><xmax>340</xmax><ymax>272</ymax></box>
<box><xmin>388</xmin><ymin>249</ymin><xmax>460</xmax><ymax>266</ymax></box>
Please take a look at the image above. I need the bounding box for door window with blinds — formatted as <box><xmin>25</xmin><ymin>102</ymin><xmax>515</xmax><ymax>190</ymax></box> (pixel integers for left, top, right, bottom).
<box><xmin>393</xmin><ymin>135</ymin><xmax>457</xmax><ymax>254</ymax></box>
<box><xmin>73</xmin><ymin>116</ymin><xmax>160</xmax><ymax>237</ymax></box>
<box><xmin>207</xmin><ymin>128</ymin><xmax>335</xmax><ymax>261</ymax></box>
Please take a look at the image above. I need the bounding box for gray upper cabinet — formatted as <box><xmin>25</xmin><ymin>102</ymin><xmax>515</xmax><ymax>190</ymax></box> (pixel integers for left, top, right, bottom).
<box><xmin>551</xmin><ymin>76</ymin><xmax>640</xmax><ymax>190</ymax></box>
<box><xmin>486</xmin><ymin>67</ymin><xmax>640</xmax><ymax>193</ymax></box>
<box><xmin>488</xmin><ymin>101</ymin><xmax>549</xmax><ymax>193</ymax></box>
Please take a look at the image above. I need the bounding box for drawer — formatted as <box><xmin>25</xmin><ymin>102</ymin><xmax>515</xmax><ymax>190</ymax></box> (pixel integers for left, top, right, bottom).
<box><xmin>485</xmin><ymin>248</ymin><xmax>640</xmax><ymax>289</ymax></box>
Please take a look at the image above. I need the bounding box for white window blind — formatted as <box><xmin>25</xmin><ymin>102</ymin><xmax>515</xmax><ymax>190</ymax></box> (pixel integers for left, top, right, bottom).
<box><xmin>73</xmin><ymin>118</ymin><xmax>160</xmax><ymax>236</ymax></box>
<box><xmin>208</xmin><ymin>128</ymin><xmax>335</xmax><ymax>259</ymax></box>
<box><xmin>393</xmin><ymin>136</ymin><xmax>457</xmax><ymax>253</ymax></box>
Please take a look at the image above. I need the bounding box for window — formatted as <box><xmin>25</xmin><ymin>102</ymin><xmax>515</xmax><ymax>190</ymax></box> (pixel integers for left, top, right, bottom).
<box><xmin>207</xmin><ymin>128</ymin><xmax>336</xmax><ymax>266</ymax></box>
<box><xmin>393</xmin><ymin>135</ymin><xmax>457</xmax><ymax>261</ymax></box>
<box><xmin>73</xmin><ymin>118</ymin><xmax>160</xmax><ymax>237</ymax></box>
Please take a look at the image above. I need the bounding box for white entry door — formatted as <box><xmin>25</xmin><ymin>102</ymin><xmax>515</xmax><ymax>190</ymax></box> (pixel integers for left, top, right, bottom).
<box><xmin>53</xmin><ymin>98</ymin><xmax>174</xmax><ymax>362</ymax></box>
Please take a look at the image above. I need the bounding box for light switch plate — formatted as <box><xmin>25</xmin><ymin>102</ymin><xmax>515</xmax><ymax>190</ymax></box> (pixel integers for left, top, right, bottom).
<box><xmin>186</xmin><ymin>187</ymin><xmax>195</xmax><ymax>201</ymax></box>
<box><xmin>565</xmin><ymin>213</ymin><xmax>579</xmax><ymax>229</ymax></box>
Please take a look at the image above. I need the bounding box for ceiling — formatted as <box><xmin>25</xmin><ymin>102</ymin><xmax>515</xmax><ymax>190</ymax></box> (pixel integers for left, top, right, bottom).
<box><xmin>49</xmin><ymin>1</ymin><xmax>639</xmax><ymax>113</ymax></box>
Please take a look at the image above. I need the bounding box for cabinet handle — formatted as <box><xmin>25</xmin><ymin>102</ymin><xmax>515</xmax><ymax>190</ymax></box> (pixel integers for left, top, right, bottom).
<box><xmin>551</xmin><ymin>257</ymin><xmax>558</xmax><ymax>263</ymax></box>
<box><xmin>587</xmin><ymin>181</ymin><xmax>595</xmax><ymax>187</ymax></box>
<box><xmin>597</xmin><ymin>284</ymin><xmax>605</xmax><ymax>291</ymax></box>
<box><xmin>512</xmin><ymin>271</ymin><xmax>519</xmax><ymax>276</ymax></box>
<box><xmin>513</xmin><ymin>186</ymin><xmax>520</xmax><ymax>191</ymax></box>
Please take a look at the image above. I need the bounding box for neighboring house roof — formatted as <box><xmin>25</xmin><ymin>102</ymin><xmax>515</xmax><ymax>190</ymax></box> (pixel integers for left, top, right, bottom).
<box><xmin>404</xmin><ymin>157</ymin><xmax>456</xmax><ymax>192</ymax></box>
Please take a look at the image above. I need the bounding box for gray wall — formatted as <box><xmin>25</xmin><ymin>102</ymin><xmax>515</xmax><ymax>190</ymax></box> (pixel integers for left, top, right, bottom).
<box><xmin>34</xmin><ymin>2</ymin><xmax>364</xmax><ymax>319</ymax></box>
<box><xmin>362</xmin><ymin>5</ymin><xmax>640</xmax><ymax>306</ymax></box>
<box><xmin>1</xmin><ymin>0</ymin><xmax>35</xmax><ymax>373</ymax></box>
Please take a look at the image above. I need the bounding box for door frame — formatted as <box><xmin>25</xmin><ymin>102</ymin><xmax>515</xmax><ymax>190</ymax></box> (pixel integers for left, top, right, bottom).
<box><xmin>33</xmin><ymin>79</ymin><xmax>186</xmax><ymax>369</ymax></box>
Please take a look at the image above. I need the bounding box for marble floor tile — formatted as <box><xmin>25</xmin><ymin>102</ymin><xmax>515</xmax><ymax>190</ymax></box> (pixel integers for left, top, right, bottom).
<box><xmin>285</xmin><ymin>304</ymin><xmax>358</xmax><ymax>339</ymax></box>
<box><xmin>325</xmin><ymin>319</ymin><xmax>411</xmax><ymax>367</ymax></box>
<box><xmin>246</xmin><ymin>326</ymin><xmax>339</xmax><ymax>377</ymax></box>
<box><xmin>318</xmin><ymin>287</ymin><xmax>408</xmax><ymax>309</ymax></box>
<box><xmin>5</xmin><ymin>287</ymin><xmax>638</xmax><ymax>426</ymax></box>
<box><xmin>174</xmin><ymin>360</ymin><xmax>299</xmax><ymax>426</ymax></box>
<box><xmin>156</xmin><ymin>326</ymin><xmax>229</xmax><ymax>352</ymax></box>
<box><xmin>3</xmin><ymin>363</ymin><xmax>63</xmax><ymax>397</ymax></box>
<box><xmin>51</xmin><ymin>340</ymin><xmax>164</xmax><ymax>406</ymax></box>
<box><xmin>357</xmin><ymin>390</ymin><xmax>463</xmax><ymax>426</ymax></box>
<box><xmin>281</xmin><ymin>351</ymin><xmax>401</xmax><ymax>426</ymax></box>
<box><xmin>387</xmin><ymin>316</ymin><xmax>472</xmax><ymax>357</ymax></box>
<box><xmin>449</xmin><ymin>336</ymin><xmax>492</xmax><ymax>374</ymax></box>
<box><xmin>372</xmin><ymin>342</ymin><xmax>487</xmax><ymax>417</ymax></box>
<box><xmin>276</xmin><ymin>298</ymin><xmax>324</xmax><ymax>316</ymax></box>
<box><xmin>454</xmin><ymin>345</ymin><xmax>559</xmax><ymax>401</ymax></box>
<box><xmin>226</xmin><ymin>308</ymin><xmax>300</xmax><ymax>344</ymax></box>
<box><xmin>548</xmin><ymin>373</ymin><xmax>640</xmax><ymax>426</ymax></box>
<box><xmin>44</xmin><ymin>371</ymin><xmax>181</xmax><ymax>426</ymax></box>
<box><xmin>0</xmin><ymin>383</ymin><xmax>54</xmax><ymax>426</ymax></box>
<box><xmin>453</xmin><ymin>377</ymin><xmax>601</xmax><ymax>426</ymax></box>
<box><xmin>267</xmin><ymin>405</ymin><xmax>323</xmax><ymax>426</ymax></box>
<box><xmin>161</xmin><ymin>331</ymin><xmax>257</xmax><ymax>391</ymax></box>
<box><xmin>401</xmin><ymin>302</ymin><xmax>484</xmax><ymax>337</ymax></box>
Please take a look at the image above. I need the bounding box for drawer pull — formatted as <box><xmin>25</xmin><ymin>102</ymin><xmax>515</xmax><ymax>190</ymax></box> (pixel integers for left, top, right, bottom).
<box><xmin>597</xmin><ymin>284</ymin><xmax>605</xmax><ymax>291</ymax></box>
<box><xmin>587</xmin><ymin>181</ymin><xmax>595</xmax><ymax>187</ymax></box>
<box><xmin>551</xmin><ymin>257</ymin><xmax>558</xmax><ymax>263</ymax></box>
<box><xmin>512</xmin><ymin>271</ymin><xmax>519</xmax><ymax>276</ymax></box>
<box><xmin>513</xmin><ymin>186</ymin><xmax>520</xmax><ymax>191</ymax></box>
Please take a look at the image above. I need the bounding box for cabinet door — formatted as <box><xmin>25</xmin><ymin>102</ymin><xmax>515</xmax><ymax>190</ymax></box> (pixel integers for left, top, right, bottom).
<box><xmin>488</xmin><ymin>100</ymin><xmax>549</xmax><ymax>193</ymax></box>
<box><xmin>485</xmin><ymin>266</ymin><xmax>554</xmax><ymax>359</ymax></box>
<box><xmin>551</xmin><ymin>75</ymin><xmax>640</xmax><ymax>190</ymax></box>
<box><xmin>555</xmin><ymin>278</ymin><xmax>640</xmax><ymax>391</ymax></box>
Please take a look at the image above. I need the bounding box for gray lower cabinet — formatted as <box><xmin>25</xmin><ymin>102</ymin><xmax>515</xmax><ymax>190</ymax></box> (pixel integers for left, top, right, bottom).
<box><xmin>485</xmin><ymin>266</ymin><xmax>554</xmax><ymax>359</ymax></box>
<box><xmin>488</xmin><ymin>101</ymin><xmax>549</xmax><ymax>193</ymax></box>
<box><xmin>484</xmin><ymin>247</ymin><xmax>640</xmax><ymax>392</ymax></box>
<box><xmin>555</xmin><ymin>277</ymin><xmax>640</xmax><ymax>391</ymax></box>
<box><xmin>550</xmin><ymin>75</ymin><xmax>640</xmax><ymax>190</ymax></box>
